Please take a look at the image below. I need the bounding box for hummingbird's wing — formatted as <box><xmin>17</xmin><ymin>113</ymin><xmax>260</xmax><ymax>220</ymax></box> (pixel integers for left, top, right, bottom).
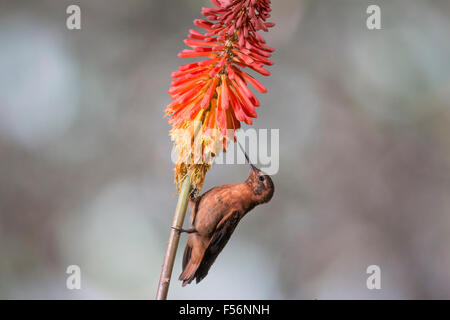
<box><xmin>194</xmin><ymin>210</ymin><xmax>243</xmax><ymax>284</ymax></box>
<box><xmin>179</xmin><ymin>210</ymin><xmax>243</xmax><ymax>286</ymax></box>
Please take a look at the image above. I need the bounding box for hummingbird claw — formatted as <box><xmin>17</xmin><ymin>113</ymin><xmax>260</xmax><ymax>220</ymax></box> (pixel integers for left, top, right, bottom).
<box><xmin>190</xmin><ymin>187</ymin><xmax>199</xmax><ymax>199</ymax></box>
<box><xmin>171</xmin><ymin>226</ymin><xmax>197</xmax><ymax>234</ymax></box>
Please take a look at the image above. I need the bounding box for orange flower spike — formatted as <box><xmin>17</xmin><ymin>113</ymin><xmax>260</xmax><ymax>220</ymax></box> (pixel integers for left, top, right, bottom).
<box><xmin>166</xmin><ymin>0</ymin><xmax>275</xmax><ymax>189</ymax></box>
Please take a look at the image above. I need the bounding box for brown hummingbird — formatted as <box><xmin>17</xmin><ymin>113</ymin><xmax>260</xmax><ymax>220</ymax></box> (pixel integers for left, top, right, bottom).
<box><xmin>173</xmin><ymin>145</ymin><xmax>275</xmax><ymax>286</ymax></box>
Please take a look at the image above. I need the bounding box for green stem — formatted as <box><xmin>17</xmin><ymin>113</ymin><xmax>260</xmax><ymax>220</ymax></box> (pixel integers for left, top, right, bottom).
<box><xmin>156</xmin><ymin>176</ymin><xmax>192</xmax><ymax>300</ymax></box>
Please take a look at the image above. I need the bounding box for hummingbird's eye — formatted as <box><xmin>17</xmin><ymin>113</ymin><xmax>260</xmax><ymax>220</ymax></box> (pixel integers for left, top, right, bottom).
<box><xmin>259</xmin><ymin>176</ymin><xmax>265</xmax><ymax>182</ymax></box>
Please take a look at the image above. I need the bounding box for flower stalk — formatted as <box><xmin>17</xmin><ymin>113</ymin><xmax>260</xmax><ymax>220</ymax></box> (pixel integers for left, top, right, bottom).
<box><xmin>156</xmin><ymin>175</ymin><xmax>192</xmax><ymax>300</ymax></box>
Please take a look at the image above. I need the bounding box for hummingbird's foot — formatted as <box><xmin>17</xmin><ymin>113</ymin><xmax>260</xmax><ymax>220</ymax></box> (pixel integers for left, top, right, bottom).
<box><xmin>171</xmin><ymin>226</ymin><xmax>198</xmax><ymax>234</ymax></box>
<box><xmin>190</xmin><ymin>187</ymin><xmax>199</xmax><ymax>199</ymax></box>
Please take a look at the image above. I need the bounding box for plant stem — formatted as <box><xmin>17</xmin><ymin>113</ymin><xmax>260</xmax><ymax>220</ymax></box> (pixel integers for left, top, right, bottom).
<box><xmin>156</xmin><ymin>176</ymin><xmax>192</xmax><ymax>300</ymax></box>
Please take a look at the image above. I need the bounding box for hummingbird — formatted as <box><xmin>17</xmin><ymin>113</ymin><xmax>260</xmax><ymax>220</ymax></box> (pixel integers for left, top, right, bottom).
<box><xmin>173</xmin><ymin>144</ymin><xmax>275</xmax><ymax>286</ymax></box>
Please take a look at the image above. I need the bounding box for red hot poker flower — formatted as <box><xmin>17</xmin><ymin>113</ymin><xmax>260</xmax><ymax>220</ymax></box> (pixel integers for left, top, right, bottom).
<box><xmin>166</xmin><ymin>0</ymin><xmax>275</xmax><ymax>189</ymax></box>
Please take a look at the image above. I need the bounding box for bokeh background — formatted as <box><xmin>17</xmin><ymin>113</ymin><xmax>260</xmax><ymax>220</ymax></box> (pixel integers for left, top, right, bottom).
<box><xmin>1</xmin><ymin>0</ymin><xmax>450</xmax><ymax>299</ymax></box>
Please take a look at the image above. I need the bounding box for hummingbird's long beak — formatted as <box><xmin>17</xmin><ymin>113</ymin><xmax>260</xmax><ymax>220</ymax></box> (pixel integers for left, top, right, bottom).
<box><xmin>238</xmin><ymin>142</ymin><xmax>258</xmax><ymax>172</ymax></box>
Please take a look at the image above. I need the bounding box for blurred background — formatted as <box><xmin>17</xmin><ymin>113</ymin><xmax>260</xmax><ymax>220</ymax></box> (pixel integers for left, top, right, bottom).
<box><xmin>1</xmin><ymin>0</ymin><xmax>450</xmax><ymax>299</ymax></box>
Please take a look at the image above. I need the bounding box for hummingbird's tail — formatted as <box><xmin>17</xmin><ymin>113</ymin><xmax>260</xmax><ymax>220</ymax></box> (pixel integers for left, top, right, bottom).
<box><xmin>179</xmin><ymin>237</ymin><xmax>198</xmax><ymax>286</ymax></box>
